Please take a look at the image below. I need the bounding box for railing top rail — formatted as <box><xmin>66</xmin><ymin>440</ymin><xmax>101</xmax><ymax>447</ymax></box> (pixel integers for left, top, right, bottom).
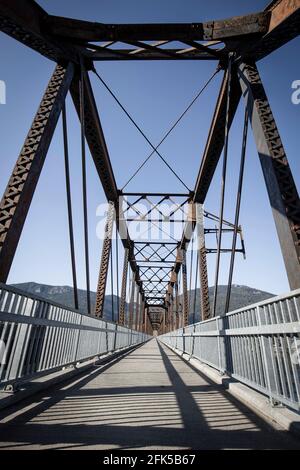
<box><xmin>0</xmin><ymin>282</ymin><xmax>119</xmax><ymax>330</ymax></box>
<box><xmin>223</xmin><ymin>287</ymin><xmax>300</xmax><ymax>317</ymax></box>
<box><xmin>178</xmin><ymin>288</ymin><xmax>300</xmax><ymax>330</ymax></box>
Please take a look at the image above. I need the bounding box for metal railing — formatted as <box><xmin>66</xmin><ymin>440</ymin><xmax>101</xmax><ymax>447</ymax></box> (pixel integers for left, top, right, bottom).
<box><xmin>159</xmin><ymin>289</ymin><xmax>300</xmax><ymax>411</ymax></box>
<box><xmin>0</xmin><ymin>284</ymin><xmax>150</xmax><ymax>389</ymax></box>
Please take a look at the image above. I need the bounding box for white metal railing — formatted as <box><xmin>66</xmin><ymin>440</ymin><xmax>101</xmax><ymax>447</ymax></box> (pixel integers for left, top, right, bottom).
<box><xmin>159</xmin><ymin>289</ymin><xmax>300</xmax><ymax>411</ymax></box>
<box><xmin>0</xmin><ymin>283</ymin><xmax>150</xmax><ymax>389</ymax></box>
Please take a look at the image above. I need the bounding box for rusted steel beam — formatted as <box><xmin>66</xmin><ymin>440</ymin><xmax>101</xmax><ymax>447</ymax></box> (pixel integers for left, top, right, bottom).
<box><xmin>70</xmin><ymin>70</ymin><xmax>118</xmax><ymax>202</ymax></box>
<box><xmin>238</xmin><ymin>61</ymin><xmax>300</xmax><ymax>290</ymax></box>
<box><xmin>0</xmin><ymin>1</ymin><xmax>298</xmax><ymax>65</ymax></box>
<box><xmin>0</xmin><ymin>63</ymin><xmax>74</xmax><ymax>282</ymax></box>
<box><xmin>128</xmin><ymin>274</ymin><xmax>135</xmax><ymax>329</ymax></box>
<box><xmin>179</xmin><ymin>248</ymin><xmax>189</xmax><ymax>327</ymax></box>
<box><xmin>94</xmin><ymin>201</ymin><xmax>115</xmax><ymax>317</ymax></box>
<box><xmin>196</xmin><ymin>204</ymin><xmax>210</xmax><ymax>321</ymax></box>
<box><xmin>119</xmin><ymin>247</ymin><xmax>129</xmax><ymax>325</ymax></box>
<box><xmin>71</xmin><ymin>73</ymin><xmax>143</xmax><ymax>289</ymax></box>
<box><xmin>165</xmin><ymin>70</ymin><xmax>241</xmax><ymax>293</ymax></box>
<box><xmin>0</xmin><ymin>0</ymin><xmax>78</xmax><ymax>63</ymax></box>
<box><xmin>193</xmin><ymin>68</ymin><xmax>241</xmax><ymax>204</ymax></box>
<box><xmin>44</xmin><ymin>12</ymin><xmax>268</xmax><ymax>43</ymax></box>
<box><xmin>244</xmin><ymin>0</ymin><xmax>300</xmax><ymax>60</ymax></box>
<box><xmin>85</xmin><ymin>48</ymin><xmax>220</xmax><ymax>61</ymax></box>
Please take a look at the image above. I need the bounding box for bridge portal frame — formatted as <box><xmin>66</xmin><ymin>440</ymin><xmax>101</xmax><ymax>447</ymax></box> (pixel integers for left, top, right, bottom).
<box><xmin>0</xmin><ymin>0</ymin><xmax>299</xmax><ymax>332</ymax></box>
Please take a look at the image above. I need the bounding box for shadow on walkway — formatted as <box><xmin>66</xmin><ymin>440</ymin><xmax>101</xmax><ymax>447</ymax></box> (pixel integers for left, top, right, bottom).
<box><xmin>0</xmin><ymin>339</ymin><xmax>299</xmax><ymax>450</ymax></box>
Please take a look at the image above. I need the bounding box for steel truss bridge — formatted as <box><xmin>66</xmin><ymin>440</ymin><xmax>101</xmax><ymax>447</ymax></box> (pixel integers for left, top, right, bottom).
<box><xmin>0</xmin><ymin>0</ymin><xmax>299</xmax><ymax>451</ymax></box>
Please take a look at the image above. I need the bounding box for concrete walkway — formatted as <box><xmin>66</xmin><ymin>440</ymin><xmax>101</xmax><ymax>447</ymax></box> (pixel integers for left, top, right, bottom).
<box><xmin>0</xmin><ymin>339</ymin><xmax>299</xmax><ymax>450</ymax></box>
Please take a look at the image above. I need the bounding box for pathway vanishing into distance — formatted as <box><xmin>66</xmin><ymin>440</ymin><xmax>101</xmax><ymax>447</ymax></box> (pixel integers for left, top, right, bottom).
<box><xmin>0</xmin><ymin>339</ymin><xmax>299</xmax><ymax>450</ymax></box>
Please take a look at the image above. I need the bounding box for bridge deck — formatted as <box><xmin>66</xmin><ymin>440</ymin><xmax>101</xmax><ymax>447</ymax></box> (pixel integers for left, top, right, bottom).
<box><xmin>0</xmin><ymin>339</ymin><xmax>299</xmax><ymax>450</ymax></box>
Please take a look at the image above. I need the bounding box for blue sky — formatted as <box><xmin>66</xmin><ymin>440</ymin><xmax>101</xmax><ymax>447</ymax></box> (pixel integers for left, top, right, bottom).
<box><xmin>0</xmin><ymin>0</ymin><xmax>299</xmax><ymax>297</ymax></box>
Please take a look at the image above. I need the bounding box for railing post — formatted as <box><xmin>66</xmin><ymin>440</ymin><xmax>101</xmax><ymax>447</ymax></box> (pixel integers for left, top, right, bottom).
<box><xmin>216</xmin><ymin>316</ymin><xmax>223</xmax><ymax>373</ymax></box>
<box><xmin>256</xmin><ymin>305</ymin><xmax>278</xmax><ymax>405</ymax></box>
<box><xmin>113</xmin><ymin>323</ymin><xmax>118</xmax><ymax>350</ymax></box>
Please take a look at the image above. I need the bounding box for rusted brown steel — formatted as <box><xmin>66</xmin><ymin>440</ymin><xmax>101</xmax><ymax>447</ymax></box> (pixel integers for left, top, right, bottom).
<box><xmin>134</xmin><ymin>287</ymin><xmax>140</xmax><ymax>330</ymax></box>
<box><xmin>44</xmin><ymin>12</ymin><xmax>269</xmax><ymax>43</ymax></box>
<box><xmin>0</xmin><ymin>63</ymin><xmax>74</xmax><ymax>282</ymax></box>
<box><xmin>193</xmin><ymin>69</ymin><xmax>241</xmax><ymax>204</ymax></box>
<box><xmin>128</xmin><ymin>273</ymin><xmax>136</xmax><ymax>329</ymax></box>
<box><xmin>180</xmin><ymin>248</ymin><xmax>189</xmax><ymax>327</ymax></box>
<box><xmin>0</xmin><ymin>1</ymin><xmax>298</xmax><ymax>65</ymax></box>
<box><xmin>0</xmin><ymin>0</ymin><xmax>299</xmax><ymax>328</ymax></box>
<box><xmin>0</xmin><ymin>0</ymin><xmax>78</xmax><ymax>63</ymax></box>
<box><xmin>94</xmin><ymin>201</ymin><xmax>115</xmax><ymax>317</ymax></box>
<box><xmin>241</xmin><ymin>0</ymin><xmax>300</xmax><ymax>60</ymax></box>
<box><xmin>238</xmin><ymin>61</ymin><xmax>300</xmax><ymax>290</ymax></box>
<box><xmin>119</xmin><ymin>247</ymin><xmax>129</xmax><ymax>325</ymax></box>
<box><xmin>196</xmin><ymin>204</ymin><xmax>210</xmax><ymax>320</ymax></box>
<box><xmin>70</xmin><ymin>70</ymin><xmax>118</xmax><ymax>202</ymax></box>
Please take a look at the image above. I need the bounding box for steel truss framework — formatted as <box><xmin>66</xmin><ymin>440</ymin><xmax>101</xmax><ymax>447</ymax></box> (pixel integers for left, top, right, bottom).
<box><xmin>0</xmin><ymin>0</ymin><xmax>299</xmax><ymax>333</ymax></box>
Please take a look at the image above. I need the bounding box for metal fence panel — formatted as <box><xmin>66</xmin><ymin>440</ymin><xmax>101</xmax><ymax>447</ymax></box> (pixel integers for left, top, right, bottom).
<box><xmin>0</xmin><ymin>284</ymin><xmax>150</xmax><ymax>388</ymax></box>
<box><xmin>159</xmin><ymin>289</ymin><xmax>300</xmax><ymax>411</ymax></box>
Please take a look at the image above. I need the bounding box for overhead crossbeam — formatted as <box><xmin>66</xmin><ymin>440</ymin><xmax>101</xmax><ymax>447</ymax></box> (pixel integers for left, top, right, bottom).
<box><xmin>1</xmin><ymin>1</ymin><xmax>298</xmax><ymax>64</ymax></box>
<box><xmin>44</xmin><ymin>12</ymin><xmax>269</xmax><ymax>43</ymax></box>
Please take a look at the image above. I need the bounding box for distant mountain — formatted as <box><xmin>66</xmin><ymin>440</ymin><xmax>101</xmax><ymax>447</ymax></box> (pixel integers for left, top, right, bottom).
<box><xmin>11</xmin><ymin>282</ymin><xmax>274</xmax><ymax>322</ymax></box>
<box><xmin>187</xmin><ymin>285</ymin><xmax>274</xmax><ymax>322</ymax></box>
<box><xmin>10</xmin><ymin>282</ymin><xmax>119</xmax><ymax>322</ymax></box>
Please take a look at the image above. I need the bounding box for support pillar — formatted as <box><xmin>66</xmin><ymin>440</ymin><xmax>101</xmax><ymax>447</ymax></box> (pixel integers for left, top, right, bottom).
<box><xmin>119</xmin><ymin>247</ymin><xmax>129</xmax><ymax>325</ymax></box>
<box><xmin>181</xmin><ymin>249</ymin><xmax>189</xmax><ymax>327</ymax></box>
<box><xmin>134</xmin><ymin>287</ymin><xmax>140</xmax><ymax>331</ymax></box>
<box><xmin>0</xmin><ymin>63</ymin><xmax>74</xmax><ymax>281</ymax></box>
<box><xmin>238</xmin><ymin>61</ymin><xmax>300</xmax><ymax>289</ymax></box>
<box><xmin>175</xmin><ymin>281</ymin><xmax>180</xmax><ymax>330</ymax></box>
<box><xmin>128</xmin><ymin>273</ymin><xmax>135</xmax><ymax>329</ymax></box>
<box><xmin>94</xmin><ymin>201</ymin><xmax>115</xmax><ymax>316</ymax></box>
<box><xmin>196</xmin><ymin>204</ymin><xmax>210</xmax><ymax>320</ymax></box>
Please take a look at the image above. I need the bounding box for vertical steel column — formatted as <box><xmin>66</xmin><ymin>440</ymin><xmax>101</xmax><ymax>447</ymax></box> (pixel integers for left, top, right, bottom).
<box><xmin>136</xmin><ymin>292</ymin><xmax>141</xmax><ymax>331</ymax></box>
<box><xmin>170</xmin><ymin>293</ymin><xmax>176</xmax><ymax>331</ymax></box>
<box><xmin>94</xmin><ymin>201</ymin><xmax>115</xmax><ymax>317</ymax></box>
<box><xmin>143</xmin><ymin>302</ymin><xmax>147</xmax><ymax>333</ymax></box>
<box><xmin>62</xmin><ymin>102</ymin><xmax>79</xmax><ymax>310</ymax></box>
<box><xmin>196</xmin><ymin>204</ymin><xmax>210</xmax><ymax>320</ymax></box>
<box><xmin>175</xmin><ymin>281</ymin><xmax>180</xmax><ymax>330</ymax></box>
<box><xmin>166</xmin><ymin>294</ymin><xmax>170</xmax><ymax>333</ymax></box>
<box><xmin>212</xmin><ymin>57</ymin><xmax>232</xmax><ymax>317</ymax></box>
<box><xmin>119</xmin><ymin>247</ymin><xmax>129</xmax><ymax>325</ymax></box>
<box><xmin>134</xmin><ymin>286</ymin><xmax>140</xmax><ymax>331</ymax></box>
<box><xmin>79</xmin><ymin>63</ymin><xmax>91</xmax><ymax>314</ymax></box>
<box><xmin>225</xmin><ymin>107</ymin><xmax>248</xmax><ymax>313</ymax></box>
<box><xmin>139</xmin><ymin>295</ymin><xmax>144</xmax><ymax>332</ymax></box>
<box><xmin>128</xmin><ymin>273</ymin><xmax>135</xmax><ymax>329</ymax></box>
<box><xmin>162</xmin><ymin>309</ymin><xmax>166</xmax><ymax>334</ymax></box>
<box><xmin>167</xmin><ymin>285</ymin><xmax>174</xmax><ymax>331</ymax></box>
<box><xmin>0</xmin><ymin>63</ymin><xmax>74</xmax><ymax>282</ymax></box>
<box><xmin>181</xmin><ymin>249</ymin><xmax>189</xmax><ymax>327</ymax></box>
<box><xmin>238</xmin><ymin>61</ymin><xmax>300</xmax><ymax>290</ymax></box>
